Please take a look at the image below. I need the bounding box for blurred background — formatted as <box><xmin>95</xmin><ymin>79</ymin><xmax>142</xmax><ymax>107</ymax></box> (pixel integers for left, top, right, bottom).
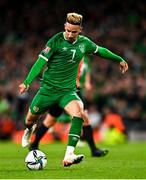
<box><xmin>0</xmin><ymin>0</ymin><xmax>146</xmax><ymax>145</ymax></box>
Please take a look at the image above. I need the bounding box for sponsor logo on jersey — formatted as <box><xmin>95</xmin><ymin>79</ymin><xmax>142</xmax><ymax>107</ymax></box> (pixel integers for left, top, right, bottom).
<box><xmin>79</xmin><ymin>44</ymin><xmax>85</xmax><ymax>53</ymax></box>
<box><xmin>62</xmin><ymin>47</ymin><xmax>67</xmax><ymax>51</ymax></box>
<box><xmin>43</xmin><ymin>47</ymin><xmax>50</xmax><ymax>54</ymax></box>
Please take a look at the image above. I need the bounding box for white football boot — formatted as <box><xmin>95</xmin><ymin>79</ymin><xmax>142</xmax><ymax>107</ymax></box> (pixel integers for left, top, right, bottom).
<box><xmin>62</xmin><ymin>153</ymin><xmax>84</xmax><ymax>167</ymax></box>
<box><xmin>22</xmin><ymin>124</ymin><xmax>37</xmax><ymax>147</ymax></box>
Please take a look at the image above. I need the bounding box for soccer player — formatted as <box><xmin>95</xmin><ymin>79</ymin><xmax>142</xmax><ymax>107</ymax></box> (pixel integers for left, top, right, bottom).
<box><xmin>29</xmin><ymin>56</ymin><xmax>109</xmax><ymax>157</ymax></box>
<box><xmin>19</xmin><ymin>12</ymin><xmax>128</xmax><ymax>167</ymax></box>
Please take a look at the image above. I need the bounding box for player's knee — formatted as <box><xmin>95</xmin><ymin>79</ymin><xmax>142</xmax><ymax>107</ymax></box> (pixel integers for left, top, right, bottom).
<box><xmin>74</xmin><ymin>109</ymin><xmax>84</xmax><ymax>118</ymax></box>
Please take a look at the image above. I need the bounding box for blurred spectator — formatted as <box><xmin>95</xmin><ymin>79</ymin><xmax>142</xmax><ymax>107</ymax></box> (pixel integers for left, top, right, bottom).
<box><xmin>100</xmin><ymin>106</ymin><xmax>126</xmax><ymax>145</ymax></box>
<box><xmin>0</xmin><ymin>92</ymin><xmax>10</xmax><ymax>115</ymax></box>
<box><xmin>0</xmin><ymin>115</ymin><xmax>16</xmax><ymax>140</ymax></box>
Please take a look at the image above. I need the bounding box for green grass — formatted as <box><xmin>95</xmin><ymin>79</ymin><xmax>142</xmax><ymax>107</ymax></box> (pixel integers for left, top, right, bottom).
<box><xmin>0</xmin><ymin>141</ymin><xmax>146</xmax><ymax>179</ymax></box>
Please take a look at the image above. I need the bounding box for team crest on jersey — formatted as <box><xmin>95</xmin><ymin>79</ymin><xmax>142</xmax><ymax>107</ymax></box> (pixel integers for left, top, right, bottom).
<box><xmin>79</xmin><ymin>44</ymin><xmax>85</xmax><ymax>53</ymax></box>
<box><xmin>33</xmin><ymin>106</ymin><xmax>39</xmax><ymax>112</ymax></box>
<box><xmin>43</xmin><ymin>47</ymin><xmax>50</xmax><ymax>54</ymax></box>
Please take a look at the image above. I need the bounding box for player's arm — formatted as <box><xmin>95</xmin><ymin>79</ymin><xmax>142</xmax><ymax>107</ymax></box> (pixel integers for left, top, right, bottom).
<box><xmin>19</xmin><ymin>56</ymin><xmax>47</xmax><ymax>94</ymax></box>
<box><xmin>84</xmin><ymin>38</ymin><xmax>128</xmax><ymax>74</ymax></box>
<box><xmin>96</xmin><ymin>46</ymin><xmax>128</xmax><ymax>74</ymax></box>
<box><xmin>97</xmin><ymin>46</ymin><xmax>124</xmax><ymax>62</ymax></box>
<box><xmin>19</xmin><ymin>34</ymin><xmax>58</xmax><ymax>94</ymax></box>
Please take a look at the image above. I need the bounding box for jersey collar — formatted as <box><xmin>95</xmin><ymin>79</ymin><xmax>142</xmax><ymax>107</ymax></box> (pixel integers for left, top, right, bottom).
<box><xmin>63</xmin><ymin>32</ymin><xmax>78</xmax><ymax>44</ymax></box>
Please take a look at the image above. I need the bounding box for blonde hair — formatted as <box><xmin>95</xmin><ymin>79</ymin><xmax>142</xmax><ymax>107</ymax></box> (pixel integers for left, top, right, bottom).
<box><xmin>66</xmin><ymin>12</ymin><xmax>83</xmax><ymax>26</ymax></box>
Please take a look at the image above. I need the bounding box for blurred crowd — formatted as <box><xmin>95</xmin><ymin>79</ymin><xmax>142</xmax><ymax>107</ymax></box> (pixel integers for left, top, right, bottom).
<box><xmin>0</xmin><ymin>0</ymin><xmax>146</xmax><ymax>140</ymax></box>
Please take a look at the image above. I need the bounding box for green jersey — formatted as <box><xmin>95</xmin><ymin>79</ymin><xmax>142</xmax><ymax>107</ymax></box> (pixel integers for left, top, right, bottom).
<box><xmin>39</xmin><ymin>32</ymin><xmax>98</xmax><ymax>93</ymax></box>
<box><xmin>23</xmin><ymin>31</ymin><xmax>126</xmax><ymax>94</ymax></box>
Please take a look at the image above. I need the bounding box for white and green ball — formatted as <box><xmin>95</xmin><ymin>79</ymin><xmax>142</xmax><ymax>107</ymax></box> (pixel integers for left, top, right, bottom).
<box><xmin>25</xmin><ymin>150</ymin><xmax>47</xmax><ymax>170</ymax></box>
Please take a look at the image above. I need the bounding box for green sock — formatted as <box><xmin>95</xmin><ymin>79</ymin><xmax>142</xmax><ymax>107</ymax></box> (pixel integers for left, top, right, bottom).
<box><xmin>68</xmin><ymin>116</ymin><xmax>83</xmax><ymax>147</ymax></box>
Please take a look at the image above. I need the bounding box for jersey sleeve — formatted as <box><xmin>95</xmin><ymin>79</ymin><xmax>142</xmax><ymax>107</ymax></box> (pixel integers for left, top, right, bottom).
<box><xmin>96</xmin><ymin>46</ymin><xmax>126</xmax><ymax>62</ymax></box>
<box><xmin>84</xmin><ymin>37</ymin><xmax>98</xmax><ymax>55</ymax></box>
<box><xmin>23</xmin><ymin>57</ymin><xmax>47</xmax><ymax>86</ymax></box>
<box><xmin>39</xmin><ymin>34</ymin><xmax>58</xmax><ymax>61</ymax></box>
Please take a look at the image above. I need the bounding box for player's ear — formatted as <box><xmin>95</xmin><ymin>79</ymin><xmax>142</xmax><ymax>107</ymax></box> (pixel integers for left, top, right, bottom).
<box><xmin>80</xmin><ymin>26</ymin><xmax>83</xmax><ymax>33</ymax></box>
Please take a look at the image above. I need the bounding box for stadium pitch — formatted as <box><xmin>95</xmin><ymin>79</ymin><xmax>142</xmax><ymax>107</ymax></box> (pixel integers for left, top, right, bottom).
<box><xmin>0</xmin><ymin>141</ymin><xmax>146</xmax><ymax>179</ymax></box>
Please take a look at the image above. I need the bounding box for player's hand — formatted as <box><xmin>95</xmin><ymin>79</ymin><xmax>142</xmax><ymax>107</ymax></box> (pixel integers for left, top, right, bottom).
<box><xmin>19</xmin><ymin>83</ymin><xmax>29</xmax><ymax>94</ymax></box>
<box><xmin>119</xmin><ymin>61</ymin><xmax>128</xmax><ymax>74</ymax></box>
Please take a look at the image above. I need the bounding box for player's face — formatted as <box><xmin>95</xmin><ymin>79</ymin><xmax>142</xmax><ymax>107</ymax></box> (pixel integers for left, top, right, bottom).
<box><xmin>64</xmin><ymin>22</ymin><xmax>82</xmax><ymax>43</ymax></box>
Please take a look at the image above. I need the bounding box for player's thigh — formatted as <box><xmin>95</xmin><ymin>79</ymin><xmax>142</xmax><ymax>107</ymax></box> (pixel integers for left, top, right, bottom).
<box><xmin>65</xmin><ymin>100</ymin><xmax>84</xmax><ymax>118</ymax></box>
<box><xmin>59</xmin><ymin>91</ymin><xmax>84</xmax><ymax>117</ymax></box>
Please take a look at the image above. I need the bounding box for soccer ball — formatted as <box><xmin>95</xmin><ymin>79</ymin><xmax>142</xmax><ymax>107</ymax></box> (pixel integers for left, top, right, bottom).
<box><xmin>25</xmin><ymin>150</ymin><xmax>47</xmax><ymax>170</ymax></box>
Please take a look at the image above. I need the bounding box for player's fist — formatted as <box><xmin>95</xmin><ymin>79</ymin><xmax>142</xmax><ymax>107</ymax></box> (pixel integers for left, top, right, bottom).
<box><xmin>119</xmin><ymin>61</ymin><xmax>128</xmax><ymax>74</ymax></box>
<box><xmin>19</xmin><ymin>83</ymin><xmax>29</xmax><ymax>94</ymax></box>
